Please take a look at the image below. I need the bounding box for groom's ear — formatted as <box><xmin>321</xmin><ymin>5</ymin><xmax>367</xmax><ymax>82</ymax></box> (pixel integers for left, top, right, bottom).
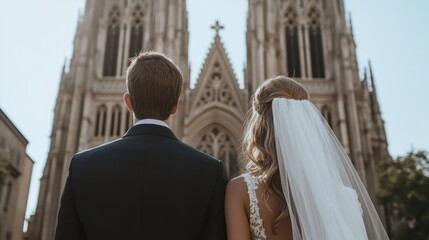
<box><xmin>123</xmin><ymin>93</ymin><xmax>134</xmax><ymax>113</ymax></box>
<box><xmin>170</xmin><ymin>99</ymin><xmax>180</xmax><ymax>115</ymax></box>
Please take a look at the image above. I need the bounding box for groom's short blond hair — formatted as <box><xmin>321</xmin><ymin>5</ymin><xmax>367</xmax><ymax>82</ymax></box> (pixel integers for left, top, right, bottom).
<box><xmin>126</xmin><ymin>52</ymin><xmax>183</xmax><ymax>120</ymax></box>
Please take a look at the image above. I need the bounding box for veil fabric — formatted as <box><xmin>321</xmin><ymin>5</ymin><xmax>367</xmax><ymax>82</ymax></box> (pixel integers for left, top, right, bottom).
<box><xmin>272</xmin><ymin>98</ymin><xmax>389</xmax><ymax>240</ymax></box>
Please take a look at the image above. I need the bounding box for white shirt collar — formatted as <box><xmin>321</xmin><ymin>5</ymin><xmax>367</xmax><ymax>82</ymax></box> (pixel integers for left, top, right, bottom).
<box><xmin>134</xmin><ymin>118</ymin><xmax>170</xmax><ymax>129</ymax></box>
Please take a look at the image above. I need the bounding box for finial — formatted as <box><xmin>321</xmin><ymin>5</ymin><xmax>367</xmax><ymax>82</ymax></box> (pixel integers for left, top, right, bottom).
<box><xmin>363</xmin><ymin>67</ymin><xmax>368</xmax><ymax>80</ymax></box>
<box><xmin>368</xmin><ymin>60</ymin><xmax>377</xmax><ymax>92</ymax></box>
<box><xmin>78</xmin><ymin>8</ymin><xmax>83</xmax><ymax>23</ymax></box>
<box><xmin>348</xmin><ymin>12</ymin><xmax>354</xmax><ymax>35</ymax></box>
<box><xmin>62</xmin><ymin>58</ymin><xmax>67</xmax><ymax>74</ymax></box>
<box><xmin>211</xmin><ymin>20</ymin><xmax>224</xmax><ymax>36</ymax></box>
<box><xmin>368</xmin><ymin>60</ymin><xmax>374</xmax><ymax>81</ymax></box>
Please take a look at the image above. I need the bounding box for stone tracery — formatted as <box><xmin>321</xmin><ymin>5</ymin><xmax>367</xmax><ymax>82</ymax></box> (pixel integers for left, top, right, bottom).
<box><xmin>195</xmin><ymin>61</ymin><xmax>239</xmax><ymax>109</ymax></box>
<box><xmin>128</xmin><ymin>4</ymin><xmax>144</xmax><ymax>59</ymax></box>
<box><xmin>196</xmin><ymin>126</ymin><xmax>238</xmax><ymax>176</ymax></box>
<box><xmin>308</xmin><ymin>7</ymin><xmax>325</xmax><ymax>78</ymax></box>
<box><xmin>284</xmin><ymin>7</ymin><xmax>301</xmax><ymax>78</ymax></box>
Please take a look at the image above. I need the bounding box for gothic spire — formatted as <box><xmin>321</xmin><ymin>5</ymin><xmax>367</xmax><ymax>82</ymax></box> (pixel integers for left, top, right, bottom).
<box><xmin>368</xmin><ymin>60</ymin><xmax>383</xmax><ymax>125</ymax></box>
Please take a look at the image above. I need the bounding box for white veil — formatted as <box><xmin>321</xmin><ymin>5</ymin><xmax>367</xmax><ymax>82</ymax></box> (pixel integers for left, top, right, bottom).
<box><xmin>272</xmin><ymin>98</ymin><xmax>389</xmax><ymax>240</ymax></box>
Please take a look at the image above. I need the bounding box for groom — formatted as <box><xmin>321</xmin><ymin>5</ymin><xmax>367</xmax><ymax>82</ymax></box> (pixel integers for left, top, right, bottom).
<box><xmin>55</xmin><ymin>52</ymin><xmax>227</xmax><ymax>240</ymax></box>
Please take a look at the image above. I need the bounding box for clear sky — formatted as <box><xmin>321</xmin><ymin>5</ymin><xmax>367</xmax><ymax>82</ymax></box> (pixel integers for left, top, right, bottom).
<box><xmin>0</xmin><ymin>0</ymin><xmax>428</xmax><ymax>229</ymax></box>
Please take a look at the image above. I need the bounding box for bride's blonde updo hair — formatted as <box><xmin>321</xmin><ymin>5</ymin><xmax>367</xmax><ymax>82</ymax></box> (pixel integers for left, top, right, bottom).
<box><xmin>243</xmin><ymin>76</ymin><xmax>309</xmax><ymax>231</ymax></box>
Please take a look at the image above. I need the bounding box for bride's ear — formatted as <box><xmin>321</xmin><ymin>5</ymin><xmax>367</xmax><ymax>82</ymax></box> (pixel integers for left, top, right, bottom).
<box><xmin>123</xmin><ymin>92</ymin><xmax>134</xmax><ymax>113</ymax></box>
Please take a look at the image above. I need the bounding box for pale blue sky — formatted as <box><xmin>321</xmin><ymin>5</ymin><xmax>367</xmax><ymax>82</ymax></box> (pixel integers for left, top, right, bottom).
<box><xmin>0</xmin><ymin>0</ymin><xmax>428</xmax><ymax>228</ymax></box>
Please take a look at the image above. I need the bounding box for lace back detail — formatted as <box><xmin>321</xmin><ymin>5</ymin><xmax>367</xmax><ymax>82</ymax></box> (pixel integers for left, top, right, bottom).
<box><xmin>243</xmin><ymin>173</ymin><xmax>267</xmax><ymax>240</ymax></box>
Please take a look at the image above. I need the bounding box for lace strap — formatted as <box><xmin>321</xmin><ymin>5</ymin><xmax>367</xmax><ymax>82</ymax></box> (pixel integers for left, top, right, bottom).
<box><xmin>243</xmin><ymin>173</ymin><xmax>267</xmax><ymax>240</ymax></box>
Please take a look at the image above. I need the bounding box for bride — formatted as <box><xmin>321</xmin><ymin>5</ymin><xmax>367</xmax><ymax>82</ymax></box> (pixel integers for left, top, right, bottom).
<box><xmin>225</xmin><ymin>76</ymin><xmax>389</xmax><ymax>240</ymax></box>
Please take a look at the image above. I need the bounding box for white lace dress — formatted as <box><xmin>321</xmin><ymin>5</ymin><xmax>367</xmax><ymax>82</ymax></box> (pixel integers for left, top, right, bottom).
<box><xmin>243</xmin><ymin>173</ymin><xmax>267</xmax><ymax>240</ymax></box>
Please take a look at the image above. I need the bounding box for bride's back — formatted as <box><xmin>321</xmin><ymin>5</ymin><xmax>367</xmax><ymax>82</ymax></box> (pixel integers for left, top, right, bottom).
<box><xmin>225</xmin><ymin>77</ymin><xmax>308</xmax><ymax>239</ymax></box>
<box><xmin>226</xmin><ymin>173</ymin><xmax>293</xmax><ymax>240</ymax></box>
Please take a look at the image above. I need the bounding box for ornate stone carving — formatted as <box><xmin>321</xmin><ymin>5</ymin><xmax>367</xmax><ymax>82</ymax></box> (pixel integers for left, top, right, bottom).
<box><xmin>195</xmin><ymin>62</ymin><xmax>239</xmax><ymax>109</ymax></box>
<box><xmin>299</xmin><ymin>80</ymin><xmax>335</xmax><ymax>95</ymax></box>
<box><xmin>131</xmin><ymin>4</ymin><xmax>144</xmax><ymax>29</ymax></box>
<box><xmin>93</xmin><ymin>79</ymin><xmax>127</xmax><ymax>94</ymax></box>
<box><xmin>108</xmin><ymin>5</ymin><xmax>121</xmax><ymax>30</ymax></box>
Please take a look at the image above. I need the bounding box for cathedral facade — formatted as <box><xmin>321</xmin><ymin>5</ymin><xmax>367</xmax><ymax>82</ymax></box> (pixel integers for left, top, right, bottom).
<box><xmin>28</xmin><ymin>0</ymin><xmax>389</xmax><ymax>239</ymax></box>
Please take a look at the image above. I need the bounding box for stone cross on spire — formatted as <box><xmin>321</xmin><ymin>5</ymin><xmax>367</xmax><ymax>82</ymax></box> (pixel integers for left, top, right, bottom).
<box><xmin>211</xmin><ymin>20</ymin><xmax>224</xmax><ymax>36</ymax></box>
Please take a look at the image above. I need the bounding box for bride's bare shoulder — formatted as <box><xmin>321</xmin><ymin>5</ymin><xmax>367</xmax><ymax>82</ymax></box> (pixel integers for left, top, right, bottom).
<box><xmin>226</xmin><ymin>174</ymin><xmax>249</xmax><ymax>202</ymax></box>
<box><xmin>227</xmin><ymin>175</ymin><xmax>246</xmax><ymax>189</ymax></box>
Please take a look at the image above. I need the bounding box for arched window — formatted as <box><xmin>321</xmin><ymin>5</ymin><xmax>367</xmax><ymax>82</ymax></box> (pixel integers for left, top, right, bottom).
<box><xmin>103</xmin><ymin>6</ymin><xmax>121</xmax><ymax>77</ymax></box>
<box><xmin>16</xmin><ymin>153</ymin><xmax>20</xmax><ymax>167</ymax></box>
<box><xmin>308</xmin><ymin>8</ymin><xmax>325</xmax><ymax>78</ymax></box>
<box><xmin>110</xmin><ymin>105</ymin><xmax>122</xmax><ymax>137</ymax></box>
<box><xmin>337</xmin><ymin>0</ymin><xmax>343</xmax><ymax>15</ymax></box>
<box><xmin>94</xmin><ymin>105</ymin><xmax>107</xmax><ymax>137</ymax></box>
<box><xmin>3</xmin><ymin>182</ymin><xmax>12</xmax><ymax>212</ymax></box>
<box><xmin>321</xmin><ymin>105</ymin><xmax>333</xmax><ymax>128</ymax></box>
<box><xmin>196</xmin><ymin>126</ymin><xmax>238</xmax><ymax>177</ymax></box>
<box><xmin>284</xmin><ymin>7</ymin><xmax>301</xmax><ymax>78</ymax></box>
<box><xmin>125</xmin><ymin>112</ymin><xmax>133</xmax><ymax>131</ymax></box>
<box><xmin>129</xmin><ymin>5</ymin><xmax>144</xmax><ymax>60</ymax></box>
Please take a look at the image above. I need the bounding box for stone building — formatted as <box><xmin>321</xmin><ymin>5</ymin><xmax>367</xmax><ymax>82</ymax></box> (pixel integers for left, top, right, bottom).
<box><xmin>29</xmin><ymin>0</ymin><xmax>390</xmax><ymax>239</ymax></box>
<box><xmin>0</xmin><ymin>108</ymin><xmax>34</xmax><ymax>240</ymax></box>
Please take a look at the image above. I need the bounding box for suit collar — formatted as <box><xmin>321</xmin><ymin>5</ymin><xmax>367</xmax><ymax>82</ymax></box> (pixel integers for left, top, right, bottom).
<box><xmin>134</xmin><ymin>118</ymin><xmax>170</xmax><ymax>129</ymax></box>
<box><xmin>123</xmin><ymin>124</ymin><xmax>179</xmax><ymax>141</ymax></box>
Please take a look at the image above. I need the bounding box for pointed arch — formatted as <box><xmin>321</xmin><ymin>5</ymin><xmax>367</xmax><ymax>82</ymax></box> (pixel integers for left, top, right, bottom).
<box><xmin>94</xmin><ymin>104</ymin><xmax>107</xmax><ymax>137</ymax></box>
<box><xmin>284</xmin><ymin>7</ymin><xmax>301</xmax><ymax>78</ymax></box>
<box><xmin>321</xmin><ymin>105</ymin><xmax>333</xmax><ymax>128</ymax></box>
<box><xmin>103</xmin><ymin>5</ymin><xmax>121</xmax><ymax>77</ymax></box>
<box><xmin>184</xmin><ymin>105</ymin><xmax>243</xmax><ymax>178</ymax></box>
<box><xmin>124</xmin><ymin>112</ymin><xmax>133</xmax><ymax>131</ymax></box>
<box><xmin>185</xmin><ymin>34</ymin><xmax>246</xmax><ymax>178</ymax></box>
<box><xmin>110</xmin><ymin>104</ymin><xmax>122</xmax><ymax>137</ymax></box>
<box><xmin>308</xmin><ymin>7</ymin><xmax>325</xmax><ymax>78</ymax></box>
<box><xmin>128</xmin><ymin>4</ymin><xmax>144</xmax><ymax>60</ymax></box>
<box><xmin>4</xmin><ymin>182</ymin><xmax>12</xmax><ymax>212</ymax></box>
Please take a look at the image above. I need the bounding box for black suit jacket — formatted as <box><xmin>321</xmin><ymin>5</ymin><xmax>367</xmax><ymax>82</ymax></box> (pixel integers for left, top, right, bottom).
<box><xmin>55</xmin><ymin>124</ymin><xmax>227</xmax><ymax>240</ymax></box>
